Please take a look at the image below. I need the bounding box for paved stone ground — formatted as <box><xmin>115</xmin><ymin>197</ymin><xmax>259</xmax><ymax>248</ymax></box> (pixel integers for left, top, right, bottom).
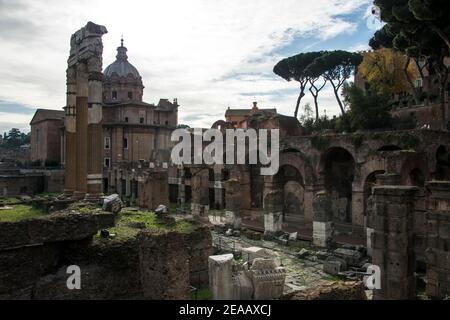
<box><xmin>174</xmin><ymin>212</ymin><xmax>372</xmax><ymax>298</ymax></box>
<box><xmin>211</xmin><ymin>231</ymin><xmax>330</xmax><ymax>293</ymax></box>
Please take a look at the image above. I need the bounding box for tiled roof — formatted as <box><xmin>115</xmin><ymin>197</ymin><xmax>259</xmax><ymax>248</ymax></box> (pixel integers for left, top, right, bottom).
<box><xmin>225</xmin><ymin>108</ymin><xmax>277</xmax><ymax>116</ymax></box>
<box><xmin>30</xmin><ymin>109</ymin><xmax>64</xmax><ymax>124</ymax></box>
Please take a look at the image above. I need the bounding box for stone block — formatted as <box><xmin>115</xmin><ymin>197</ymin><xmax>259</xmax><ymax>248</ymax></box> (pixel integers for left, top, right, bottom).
<box><xmin>209</xmin><ymin>254</ymin><xmax>234</xmax><ymax>300</ymax></box>
<box><xmin>323</xmin><ymin>257</ymin><xmax>347</xmax><ymax>275</ymax></box>
<box><xmin>250</xmin><ymin>258</ymin><xmax>286</xmax><ymax>300</ymax></box>
<box><xmin>264</xmin><ymin>212</ymin><xmax>282</xmax><ymax>233</ymax></box>
<box><xmin>313</xmin><ymin>221</ymin><xmax>333</xmax><ymax>248</ymax></box>
<box><xmin>102</xmin><ymin>193</ymin><xmax>123</xmax><ymax>214</ymax></box>
<box><xmin>242</xmin><ymin>246</ymin><xmax>270</xmax><ymax>264</ymax></box>
<box><xmin>138</xmin><ymin>231</ymin><xmax>190</xmax><ymax>300</ymax></box>
<box><xmin>333</xmin><ymin>248</ymin><xmax>363</xmax><ymax>267</ymax></box>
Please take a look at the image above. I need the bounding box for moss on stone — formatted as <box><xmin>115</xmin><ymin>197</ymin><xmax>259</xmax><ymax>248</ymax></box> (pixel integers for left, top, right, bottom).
<box><xmin>98</xmin><ymin>209</ymin><xmax>195</xmax><ymax>241</ymax></box>
<box><xmin>311</xmin><ymin>135</ymin><xmax>330</xmax><ymax>151</ymax></box>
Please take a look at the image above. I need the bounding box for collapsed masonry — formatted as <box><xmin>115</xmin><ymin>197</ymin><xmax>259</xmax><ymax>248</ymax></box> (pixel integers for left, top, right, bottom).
<box><xmin>208</xmin><ymin>250</ymin><xmax>286</xmax><ymax>300</ymax></box>
<box><xmin>0</xmin><ymin>201</ymin><xmax>212</xmax><ymax>299</ymax></box>
<box><xmin>310</xmin><ymin>179</ymin><xmax>450</xmax><ymax>299</ymax></box>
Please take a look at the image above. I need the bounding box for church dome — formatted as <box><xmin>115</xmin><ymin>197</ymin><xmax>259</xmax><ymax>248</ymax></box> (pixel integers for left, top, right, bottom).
<box><xmin>102</xmin><ymin>39</ymin><xmax>144</xmax><ymax>103</ymax></box>
<box><xmin>104</xmin><ymin>40</ymin><xmax>141</xmax><ymax>79</ymax></box>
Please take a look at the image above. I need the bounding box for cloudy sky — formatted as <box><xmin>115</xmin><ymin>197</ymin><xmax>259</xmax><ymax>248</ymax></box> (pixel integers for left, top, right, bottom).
<box><xmin>0</xmin><ymin>0</ymin><xmax>382</xmax><ymax>133</ymax></box>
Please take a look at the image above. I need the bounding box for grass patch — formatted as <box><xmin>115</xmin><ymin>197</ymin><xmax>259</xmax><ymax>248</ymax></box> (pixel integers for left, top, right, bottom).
<box><xmin>36</xmin><ymin>192</ymin><xmax>60</xmax><ymax>198</ymax></box>
<box><xmin>0</xmin><ymin>197</ymin><xmax>22</xmax><ymax>205</ymax></box>
<box><xmin>190</xmin><ymin>288</ymin><xmax>213</xmax><ymax>300</ymax></box>
<box><xmin>0</xmin><ymin>204</ymin><xmax>46</xmax><ymax>222</ymax></box>
<box><xmin>324</xmin><ymin>274</ymin><xmax>347</xmax><ymax>282</ymax></box>
<box><xmin>99</xmin><ymin>209</ymin><xmax>196</xmax><ymax>241</ymax></box>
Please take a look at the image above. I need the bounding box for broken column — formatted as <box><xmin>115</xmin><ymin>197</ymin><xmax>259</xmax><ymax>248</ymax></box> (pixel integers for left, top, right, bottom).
<box><xmin>65</xmin><ymin>22</ymin><xmax>107</xmax><ymax>201</ymax></box>
<box><xmin>425</xmin><ymin>181</ymin><xmax>450</xmax><ymax>299</ymax></box>
<box><xmin>263</xmin><ymin>190</ymin><xmax>283</xmax><ymax>238</ymax></box>
<box><xmin>209</xmin><ymin>254</ymin><xmax>234</xmax><ymax>300</ymax></box>
<box><xmin>191</xmin><ymin>168</ymin><xmax>210</xmax><ymax>222</ymax></box>
<box><xmin>224</xmin><ymin>178</ymin><xmax>241</xmax><ymax>229</ymax></box>
<box><xmin>64</xmin><ymin>67</ymin><xmax>77</xmax><ymax>196</ymax></box>
<box><xmin>312</xmin><ymin>191</ymin><xmax>333</xmax><ymax>248</ymax></box>
<box><xmin>177</xmin><ymin>166</ymin><xmax>186</xmax><ymax>207</ymax></box>
<box><xmin>366</xmin><ymin>173</ymin><xmax>402</xmax><ymax>257</ymax></box>
<box><xmin>85</xmin><ymin>46</ymin><xmax>105</xmax><ymax>201</ymax></box>
<box><xmin>371</xmin><ymin>185</ymin><xmax>418</xmax><ymax>300</ymax></box>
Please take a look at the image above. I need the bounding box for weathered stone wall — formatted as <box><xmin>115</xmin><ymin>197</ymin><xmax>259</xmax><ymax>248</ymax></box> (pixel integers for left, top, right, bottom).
<box><xmin>0</xmin><ymin>210</ymin><xmax>212</xmax><ymax>300</ymax></box>
<box><xmin>425</xmin><ymin>182</ymin><xmax>450</xmax><ymax>299</ymax></box>
<box><xmin>0</xmin><ymin>173</ymin><xmax>45</xmax><ymax>196</ymax></box>
<box><xmin>370</xmin><ymin>186</ymin><xmax>418</xmax><ymax>300</ymax></box>
<box><xmin>138</xmin><ymin>231</ymin><xmax>190</xmax><ymax>299</ymax></box>
<box><xmin>184</xmin><ymin>224</ymin><xmax>214</xmax><ymax>287</ymax></box>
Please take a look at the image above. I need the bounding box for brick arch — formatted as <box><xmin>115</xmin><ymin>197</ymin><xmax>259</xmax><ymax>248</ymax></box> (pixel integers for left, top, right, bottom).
<box><xmin>279</xmin><ymin>150</ymin><xmax>316</xmax><ymax>185</ymax></box>
<box><xmin>356</xmin><ymin>156</ymin><xmax>387</xmax><ymax>190</ymax></box>
<box><xmin>211</xmin><ymin>120</ymin><xmax>233</xmax><ymax>131</ymax></box>
<box><xmin>317</xmin><ymin>145</ymin><xmax>356</xmax><ymax>175</ymax></box>
<box><xmin>433</xmin><ymin>144</ymin><xmax>449</xmax><ymax>178</ymax></box>
<box><xmin>399</xmin><ymin>153</ymin><xmax>430</xmax><ymax>186</ymax></box>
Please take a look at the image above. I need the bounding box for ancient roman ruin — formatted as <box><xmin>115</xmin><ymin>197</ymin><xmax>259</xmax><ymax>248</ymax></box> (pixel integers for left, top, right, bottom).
<box><xmin>1</xmin><ymin>12</ymin><xmax>450</xmax><ymax>301</ymax></box>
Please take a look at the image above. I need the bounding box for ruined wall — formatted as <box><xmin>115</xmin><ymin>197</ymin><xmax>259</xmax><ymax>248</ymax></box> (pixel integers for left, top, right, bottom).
<box><xmin>0</xmin><ymin>210</ymin><xmax>212</xmax><ymax>300</ymax></box>
<box><xmin>370</xmin><ymin>186</ymin><xmax>418</xmax><ymax>300</ymax></box>
<box><xmin>0</xmin><ymin>173</ymin><xmax>45</xmax><ymax>196</ymax></box>
<box><xmin>425</xmin><ymin>182</ymin><xmax>450</xmax><ymax>298</ymax></box>
<box><xmin>185</xmin><ymin>224</ymin><xmax>214</xmax><ymax>287</ymax></box>
<box><xmin>138</xmin><ymin>171</ymin><xmax>170</xmax><ymax>210</ymax></box>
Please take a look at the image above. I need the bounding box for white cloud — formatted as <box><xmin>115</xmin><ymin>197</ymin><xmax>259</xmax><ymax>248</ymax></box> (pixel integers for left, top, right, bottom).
<box><xmin>349</xmin><ymin>43</ymin><xmax>371</xmax><ymax>52</ymax></box>
<box><xmin>0</xmin><ymin>112</ymin><xmax>33</xmax><ymax>133</ymax></box>
<box><xmin>0</xmin><ymin>0</ymin><xmax>370</xmax><ymax>130</ymax></box>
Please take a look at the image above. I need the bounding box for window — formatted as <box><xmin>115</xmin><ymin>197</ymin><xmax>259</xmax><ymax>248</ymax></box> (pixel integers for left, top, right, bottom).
<box><xmin>112</xmin><ymin>91</ymin><xmax>117</xmax><ymax>99</ymax></box>
<box><xmin>104</xmin><ymin>158</ymin><xmax>110</xmax><ymax>168</ymax></box>
<box><xmin>165</xmin><ymin>120</ymin><xmax>168</xmax><ymax>125</ymax></box>
<box><xmin>128</xmin><ymin>92</ymin><xmax>133</xmax><ymax>99</ymax></box>
<box><xmin>123</xmin><ymin>137</ymin><xmax>128</xmax><ymax>149</ymax></box>
<box><xmin>140</xmin><ymin>117</ymin><xmax>144</xmax><ymax>124</ymax></box>
<box><xmin>125</xmin><ymin>117</ymin><xmax>129</xmax><ymax>123</ymax></box>
<box><xmin>104</xmin><ymin>137</ymin><xmax>110</xmax><ymax>149</ymax></box>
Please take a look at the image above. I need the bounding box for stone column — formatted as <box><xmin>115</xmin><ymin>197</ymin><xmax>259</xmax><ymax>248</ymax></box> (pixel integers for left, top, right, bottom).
<box><xmin>191</xmin><ymin>168</ymin><xmax>209</xmax><ymax>222</ymax></box>
<box><xmin>177</xmin><ymin>167</ymin><xmax>186</xmax><ymax>207</ymax></box>
<box><xmin>214</xmin><ymin>169</ymin><xmax>224</xmax><ymax>209</ymax></box>
<box><xmin>352</xmin><ymin>188</ymin><xmax>365</xmax><ymax>226</ymax></box>
<box><xmin>366</xmin><ymin>173</ymin><xmax>402</xmax><ymax>257</ymax></box>
<box><xmin>85</xmin><ymin>55</ymin><xmax>104</xmax><ymax>201</ymax></box>
<box><xmin>365</xmin><ymin>194</ymin><xmax>375</xmax><ymax>257</ymax></box>
<box><xmin>263</xmin><ymin>190</ymin><xmax>283</xmax><ymax>238</ymax></box>
<box><xmin>74</xmin><ymin>62</ymin><xmax>89</xmax><ymax>199</ymax></box>
<box><xmin>425</xmin><ymin>181</ymin><xmax>450</xmax><ymax>299</ymax></box>
<box><xmin>209</xmin><ymin>254</ymin><xmax>234</xmax><ymax>300</ymax></box>
<box><xmin>64</xmin><ymin>66</ymin><xmax>77</xmax><ymax>196</ymax></box>
<box><xmin>224</xmin><ymin>178</ymin><xmax>241</xmax><ymax>229</ymax></box>
<box><xmin>371</xmin><ymin>186</ymin><xmax>418</xmax><ymax>300</ymax></box>
<box><xmin>312</xmin><ymin>191</ymin><xmax>334</xmax><ymax>248</ymax></box>
<box><xmin>65</xmin><ymin>22</ymin><xmax>107</xmax><ymax>200</ymax></box>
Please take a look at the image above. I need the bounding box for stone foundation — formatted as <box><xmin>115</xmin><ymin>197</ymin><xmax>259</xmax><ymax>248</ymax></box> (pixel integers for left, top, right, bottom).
<box><xmin>0</xmin><ymin>207</ymin><xmax>212</xmax><ymax>299</ymax></box>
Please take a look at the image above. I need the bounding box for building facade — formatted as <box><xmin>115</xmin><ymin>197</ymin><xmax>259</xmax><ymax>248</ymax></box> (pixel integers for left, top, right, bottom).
<box><xmin>100</xmin><ymin>40</ymin><xmax>178</xmax><ymax>205</ymax></box>
<box><xmin>31</xmin><ymin>38</ymin><xmax>178</xmax><ymax>206</ymax></box>
<box><xmin>30</xmin><ymin>109</ymin><xmax>64</xmax><ymax>166</ymax></box>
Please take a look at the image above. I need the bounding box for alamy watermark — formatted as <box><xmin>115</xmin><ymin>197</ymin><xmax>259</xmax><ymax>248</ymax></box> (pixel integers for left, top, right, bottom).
<box><xmin>66</xmin><ymin>265</ymin><xmax>81</xmax><ymax>290</ymax></box>
<box><xmin>363</xmin><ymin>264</ymin><xmax>381</xmax><ymax>290</ymax></box>
<box><xmin>171</xmin><ymin>128</ymin><xmax>280</xmax><ymax>175</ymax></box>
